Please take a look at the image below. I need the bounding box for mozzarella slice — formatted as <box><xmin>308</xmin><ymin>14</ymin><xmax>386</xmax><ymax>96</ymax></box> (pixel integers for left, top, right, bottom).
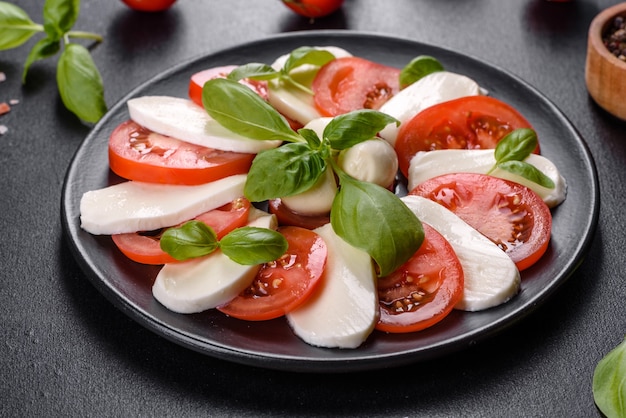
<box><xmin>280</xmin><ymin>167</ymin><xmax>337</xmax><ymax>216</ymax></box>
<box><xmin>407</xmin><ymin>149</ymin><xmax>567</xmax><ymax>208</ymax></box>
<box><xmin>286</xmin><ymin>223</ymin><xmax>378</xmax><ymax>349</ymax></box>
<box><xmin>127</xmin><ymin>96</ymin><xmax>282</xmax><ymax>153</ymax></box>
<box><xmin>80</xmin><ymin>174</ymin><xmax>246</xmax><ymax>235</ymax></box>
<box><xmin>401</xmin><ymin>195</ymin><xmax>520</xmax><ymax>311</ymax></box>
<box><xmin>338</xmin><ymin>139</ymin><xmax>398</xmax><ymax>188</ymax></box>
<box><xmin>378</xmin><ymin>71</ymin><xmax>482</xmax><ymax>146</ymax></box>
<box><xmin>152</xmin><ymin>213</ymin><xmax>277</xmax><ymax>314</ymax></box>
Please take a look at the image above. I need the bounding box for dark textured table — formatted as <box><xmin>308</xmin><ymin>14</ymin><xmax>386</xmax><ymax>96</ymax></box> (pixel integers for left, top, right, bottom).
<box><xmin>2</xmin><ymin>0</ymin><xmax>624</xmax><ymax>416</ymax></box>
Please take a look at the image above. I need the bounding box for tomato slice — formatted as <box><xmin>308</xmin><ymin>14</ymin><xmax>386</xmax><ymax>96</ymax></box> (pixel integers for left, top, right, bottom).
<box><xmin>108</xmin><ymin>120</ymin><xmax>254</xmax><ymax>185</ymax></box>
<box><xmin>188</xmin><ymin>65</ymin><xmax>269</xmax><ymax>108</ymax></box>
<box><xmin>312</xmin><ymin>56</ymin><xmax>401</xmax><ymax>116</ymax></box>
<box><xmin>410</xmin><ymin>173</ymin><xmax>552</xmax><ymax>271</ymax></box>
<box><xmin>111</xmin><ymin>198</ymin><xmax>251</xmax><ymax>265</ymax></box>
<box><xmin>218</xmin><ymin>226</ymin><xmax>328</xmax><ymax>321</ymax></box>
<box><xmin>395</xmin><ymin>96</ymin><xmax>535</xmax><ymax>177</ymax></box>
<box><xmin>268</xmin><ymin>198</ymin><xmax>330</xmax><ymax>230</ymax></box>
<box><xmin>376</xmin><ymin>223</ymin><xmax>464</xmax><ymax>333</ymax></box>
<box><xmin>281</xmin><ymin>0</ymin><xmax>345</xmax><ymax>18</ymax></box>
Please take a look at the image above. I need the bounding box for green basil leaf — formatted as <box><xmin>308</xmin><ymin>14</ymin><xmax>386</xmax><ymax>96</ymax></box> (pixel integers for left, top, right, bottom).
<box><xmin>399</xmin><ymin>55</ymin><xmax>444</xmax><ymax>88</ymax></box>
<box><xmin>324</xmin><ymin>109</ymin><xmax>399</xmax><ymax>150</ymax></box>
<box><xmin>160</xmin><ymin>221</ymin><xmax>219</xmax><ymax>261</ymax></box>
<box><xmin>43</xmin><ymin>0</ymin><xmax>79</xmax><ymax>41</ymax></box>
<box><xmin>298</xmin><ymin>128</ymin><xmax>322</xmax><ymax>148</ymax></box>
<box><xmin>227</xmin><ymin>63</ymin><xmax>279</xmax><ymax>81</ymax></box>
<box><xmin>0</xmin><ymin>2</ymin><xmax>41</xmax><ymax>50</ymax></box>
<box><xmin>202</xmin><ymin>78</ymin><xmax>301</xmax><ymax>143</ymax></box>
<box><xmin>56</xmin><ymin>43</ymin><xmax>107</xmax><ymax>123</ymax></box>
<box><xmin>498</xmin><ymin>160</ymin><xmax>555</xmax><ymax>189</ymax></box>
<box><xmin>282</xmin><ymin>46</ymin><xmax>335</xmax><ymax>74</ymax></box>
<box><xmin>220</xmin><ymin>227</ymin><xmax>288</xmax><ymax>265</ymax></box>
<box><xmin>244</xmin><ymin>143</ymin><xmax>326</xmax><ymax>201</ymax></box>
<box><xmin>593</xmin><ymin>336</ymin><xmax>626</xmax><ymax>418</ymax></box>
<box><xmin>22</xmin><ymin>37</ymin><xmax>60</xmax><ymax>82</ymax></box>
<box><xmin>494</xmin><ymin>128</ymin><xmax>537</xmax><ymax>164</ymax></box>
<box><xmin>330</xmin><ymin>175</ymin><xmax>424</xmax><ymax>277</ymax></box>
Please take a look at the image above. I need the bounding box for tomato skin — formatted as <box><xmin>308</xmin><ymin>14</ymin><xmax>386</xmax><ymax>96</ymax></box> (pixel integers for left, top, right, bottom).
<box><xmin>395</xmin><ymin>96</ymin><xmax>535</xmax><ymax>177</ymax></box>
<box><xmin>268</xmin><ymin>198</ymin><xmax>330</xmax><ymax>230</ymax></box>
<box><xmin>112</xmin><ymin>198</ymin><xmax>251</xmax><ymax>265</ymax></box>
<box><xmin>376</xmin><ymin>223</ymin><xmax>464</xmax><ymax>333</ymax></box>
<box><xmin>410</xmin><ymin>173</ymin><xmax>552</xmax><ymax>271</ymax></box>
<box><xmin>218</xmin><ymin>226</ymin><xmax>328</xmax><ymax>321</ymax></box>
<box><xmin>281</xmin><ymin>0</ymin><xmax>344</xmax><ymax>18</ymax></box>
<box><xmin>108</xmin><ymin>120</ymin><xmax>254</xmax><ymax>185</ymax></box>
<box><xmin>188</xmin><ymin>66</ymin><xmax>269</xmax><ymax>108</ymax></box>
<box><xmin>120</xmin><ymin>0</ymin><xmax>177</xmax><ymax>12</ymax></box>
<box><xmin>312</xmin><ymin>57</ymin><xmax>401</xmax><ymax>117</ymax></box>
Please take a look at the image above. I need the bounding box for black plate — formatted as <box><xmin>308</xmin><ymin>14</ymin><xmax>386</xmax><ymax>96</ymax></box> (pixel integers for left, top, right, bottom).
<box><xmin>61</xmin><ymin>31</ymin><xmax>599</xmax><ymax>373</ymax></box>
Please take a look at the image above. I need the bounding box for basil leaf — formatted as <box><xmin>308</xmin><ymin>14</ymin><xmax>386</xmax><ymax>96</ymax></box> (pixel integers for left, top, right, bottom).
<box><xmin>0</xmin><ymin>2</ymin><xmax>41</xmax><ymax>50</ymax></box>
<box><xmin>282</xmin><ymin>46</ymin><xmax>335</xmax><ymax>73</ymax></box>
<box><xmin>227</xmin><ymin>63</ymin><xmax>279</xmax><ymax>81</ymax></box>
<box><xmin>220</xmin><ymin>227</ymin><xmax>288</xmax><ymax>265</ymax></box>
<box><xmin>497</xmin><ymin>160</ymin><xmax>555</xmax><ymax>189</ymax></box>
<box><xmin>494</xmin><ymin>128</ymin><xmax>537</xmax><ymax>164</ymax></box>
<box><xmin>160</xmin><ymin>221</ymin><xmax>219</xmax><ymax>261</ymax></box>
<box><xmin>298</xmin><ymin>128</ymin><xmax>322</xmax><ymax>148</ymax></box>
<box><xmin>22</xmin><ymin>37</ymin><xmax>60</xmax><ymax>82</ymax></box>
<box><xmin>56</xmin><ymin>43</ymin><xmax>107</xmax><ymax>123</ymax></box>
<box><xmin>593</xmin><ymin>337</ymin><xmax>626</xmax><ymax>418</ymax></box>
<box><xmin>202</xmin><ymin>78</ymin><xmax>301</xmax><ymax>143</ymax></box>
<box><xmin>399</xmin><ymin>55</ymin><xmax>444</xmax><ymax>88</ymax></box>
<box><xmin>244</xmin><ymin>142</ymin><xmax>326</xmax><ymax>201</ymax></box>
<box><xmin>331</xmin><ymin>175</ymin><xmax>424</xmax><ymax>277</ymax></box>
<box><xmin>43</xmin><ymin>0</ymin><xmax>79</xmax><ymax>41</ymax></box>
<box><xmin>324</xmin><ymin>110</ymin><xmax>399</xmax><ymax>150</ymax></box>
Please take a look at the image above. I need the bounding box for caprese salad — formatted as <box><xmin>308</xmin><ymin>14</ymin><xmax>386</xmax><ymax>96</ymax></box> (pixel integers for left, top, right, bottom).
<box><xmin>79</xmin><ymin>46</ymin><xmax>567</xmax><ymax>349</ymax></box>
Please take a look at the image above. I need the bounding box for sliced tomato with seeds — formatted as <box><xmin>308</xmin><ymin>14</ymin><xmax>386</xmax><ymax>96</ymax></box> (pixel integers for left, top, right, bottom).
<box><xmin>395</xmin><ymin>95</ymin><xmax>536</xmax><ymax>177</ymax></box>
<box><xmin>108</xmin><ymin>120</ymin><xmax>254</xmax><ymax>185</ymax></box>
<box><xmin>218</xmin><ymin>226</ymin><xmax>327</xmax><ymax>321</ymax></box>
<box><xmin>312</xmin><ymin>56</ymin><xmax>401</xmax><ymax>116</ymax></box>
<box><xmin>376</xmin><ymin>223</ymin><xmax>464</xmax><ymax>333</ymax></box>
<box><xmin>188</xmin><ymin>65</ymin><xmax>269</xmax><ymax>108</ymax></box>
<box><xmin>410</xmin><ymin>173</ymin><xmax>552</xmax><ymax>271</ymax></box>
<box><xmin>111</xmin><ymin>198</ymin><xmax>251</xmax><ymax>265</ymax></box>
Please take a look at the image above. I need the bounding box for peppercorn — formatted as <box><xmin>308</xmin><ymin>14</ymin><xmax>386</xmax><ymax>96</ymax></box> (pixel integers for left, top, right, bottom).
<box><xmin>603</xmin><ymin>14</ymin><xmax>626</xmax><ymax>61</ymax></box>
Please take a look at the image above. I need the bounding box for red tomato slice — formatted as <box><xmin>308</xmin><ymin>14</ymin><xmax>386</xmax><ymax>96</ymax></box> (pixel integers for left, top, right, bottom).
<box><xmin>111</xmin><ymin>198</ymin><xmax>251</xmax><ymax>265</ymax></box>
<box><xmin>188</xmin><ymin>65</ymin><xmax>269</xmax><ymax>108</ymax></box>
<box><xmin>410</xmin><ymin>173</ymin><xmax>552</xmax><ymax>271</ymax></box>
<box><xmin>312</xmin><ymin>56</ymin><xmax>401</xmax><ymax>117</ymax></box>
<box><xmin>120</xmin><ymin>0</ymin><xmax>177</xmax><ymax>12</ymax></box>
<box><xmin>376</xmin><ymin>223</ymin><xmax>464</xmax><ymax>333</ymax></box>
<box><xmin>268</xmin><ymin>198</ymin><xmax>330</xmax><ymax>230</ymax></box>
<box><xmin>218</xmin><ymin>226</ymin><xmax>327</xmax><ymax>321</ymax></box>
<box><xmin>108</xmin><ymin>120</ymin><xmax>254</xmax><ymax>185</ymax></box>
<box><xmin>281</xmin><ymin>0</ymin><xmax>344</xmax><ymax>18</ymax></box>
<box><xmin>395</xmin><ymin>96</ymin><xmax>535</xmax><ymax>177</ymax></box>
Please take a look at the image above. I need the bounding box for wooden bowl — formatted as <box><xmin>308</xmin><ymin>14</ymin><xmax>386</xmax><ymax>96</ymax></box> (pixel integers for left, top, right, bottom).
<box><xmin>585</xmin><ymin>2</ymin><xmax>626</xmax><ymax>121</ymax></box>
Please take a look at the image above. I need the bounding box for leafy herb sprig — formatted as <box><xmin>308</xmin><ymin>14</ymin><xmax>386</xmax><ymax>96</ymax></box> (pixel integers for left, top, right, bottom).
<box><xmin>593</xmin><ymin>336</ymin><xmax>626</xmax><ymax>417</ymax></box>
<box><xmin>0</xmin><ymin>0</ymin><xmax>107</xmax><ymax>123</ymax></box>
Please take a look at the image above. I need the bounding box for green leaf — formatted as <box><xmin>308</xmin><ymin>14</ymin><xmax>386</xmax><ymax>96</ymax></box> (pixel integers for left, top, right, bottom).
<box><xmin>227</xmin><ymin>63</ymin><xmax>279</xmax><ymax>81</ymax></box>
<box><xmin>202</xmin><ymin>78</ymin><xmax>301</xmax><ymax>143</ymax></box>
<box><xmin>22</xmin><ymin>37</ymin><xmax>60</xmax><ymax>83</ymax></box>
<box><xmin>282</xmin><ymin>46</ymin><xmax>335</xmax><ymax>73</ymax></box>
<box><xmin>298</xmin><ymin>128</ymin><xmax>322</xmax><ymax>148</ymax></box>
<box><xmin>399</xmin><ymin>55</ymin><xmax>444</xmax><ymax>88</ymax></box>
<box><xmin>220</xmin><ymin>227</ymin><xmax>288</xmax><ymax>265</ymax></box>
<box><xmin>593</xmin><ymin>337</ymin><xmax>626</xmax><ymax>418</ymax></box>
<box><xmin>494</xmin><ymin>128</ymin><xmax>537</xmax><ymax>164</ymax></box>
<box><xmin>324</xmin><ymin>109</ymin><xmax>398</xmax><ymax>150</ymax></box>
<box><xmin>56</xmin><ymin>43</ymin><xmax>107</xmax><ymax>123</ymax></box>
<box><xmin>497</xmin><ymin>160</ymin><xmax>555</xmax><ymax>189</ymax></box>
<box><xmin>330</xmin><ymin>175</ymin><xmax>424</xmax><ymax>277</ymax></box>
<box><xmin>244</xmin><ymin>142</ymin><xmax>326</xmax><ymax>201</ymax></box>
<box><xmin>43</xmin><ymin>0</ymin><xmax>79</xmax><ymax>41</ymax></box>
<box><xmin>0</xmin><ymin>2</ymin><xmax>42</xmax><ymax>50</ymax></box>
<box><xmin>160</xmin><ymin>221</ymin><xmax>219</xmax><ymax>261</ymax></box>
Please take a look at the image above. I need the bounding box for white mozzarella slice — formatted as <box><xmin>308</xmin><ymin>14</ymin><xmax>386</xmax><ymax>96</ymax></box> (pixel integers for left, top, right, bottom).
<box><xmin>401</xmin><ymin>195</ymin><xmax>520</xmax><ymax>311</ymax></box>
<box><xmin>152</xmin><ymin>213</ymin><xmax>277</xmax><ymax>314</ymax></box>
<box><xmin>338</xmin><ymin>139</ymin><xmax>399</xmax><ymax>188</ymax></box>
<box><xmin>286</xmin><ymin>223</ymin><xmax>378</xmax><ymax>349</ymax></box>
<box><xmin>80</xmin><ymin>174</ymin><xmax>246</xmax><ymax>235</ymax></box>
<box><xmin>280</xmin><ymin>167</ymin><xmax>337</xmax><ymax>216</ymax></box>
<box><xmin>127</xmin><ymin>96</ymin><xmax>281</xmax><ymax>153</ymax></box>
<box><xmin>378</xmin><ymin>71</ymin><xmax>482</xmax><ymax>146</ymax></box>
<box><xmin>407</xmin><ymin>149</ymin><xmax>567</xmax><ymax>208</ymax></box>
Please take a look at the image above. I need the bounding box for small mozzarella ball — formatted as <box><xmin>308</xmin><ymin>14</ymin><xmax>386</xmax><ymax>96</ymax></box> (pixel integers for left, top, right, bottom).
<box><xmin>281</xmin><ymin>167</ymin><xmax>337</xmax><ymax>216</ymax></box>
<box><xmin>338</xmin><ymin>139</ymin><xmax>399</xmax><ymax>188</ymax></box>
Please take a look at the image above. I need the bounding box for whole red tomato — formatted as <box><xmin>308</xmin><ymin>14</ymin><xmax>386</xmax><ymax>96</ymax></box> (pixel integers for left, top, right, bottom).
<box><xmin>281</xmin><ymin>0</ymin><xmax>344</xmax><ymax>18</ymax></box>
<box><xmin>121</xmin><ymin>0</ymin><xmax>177</xmax><ymax>12</ymax></box>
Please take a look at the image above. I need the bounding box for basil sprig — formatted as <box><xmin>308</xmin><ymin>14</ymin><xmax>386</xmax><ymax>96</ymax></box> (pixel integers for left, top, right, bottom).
<box><xmin>160</xmin><ymin>221</ymin><xmax>288</xmax><ymax>265</ymax></box>
<box><xmin>593</xmin><ymin>336</ymin><xmax>626</xmax><ymax>417</ymax></box>
<box><xmin>399</xmin><ymin>55</ymin><xmax>444</xmax><ymax>88</ymax></box>
<box><xmin>202</xmin><ymin>78</ymin><xmax>424</xmax><ymax>276</ymax></box>
<box><xmin>488</xmin><ymin>128</ymin><xmax>555</xmax><ymax>189</ymax></box>
<box><xmin>0</xmin><ymin>0</ymin><xmax>106</xmax><ymax>123</ymax></box>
